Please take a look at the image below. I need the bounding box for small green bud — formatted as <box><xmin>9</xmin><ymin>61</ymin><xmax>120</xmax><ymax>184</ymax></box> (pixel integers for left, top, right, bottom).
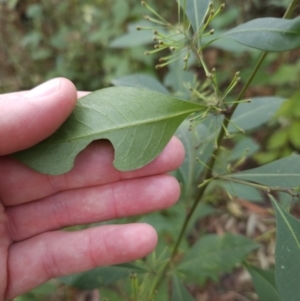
<box><xmin>144</xmin><ymin>51</ymin><xmax>150</xmax><ymax>55</ymax></box>
<box><xmin>209</xmin><ymin>29</ymin><xmax>214</xmax><ymax>35</ymax></box>
<box><xmin>170</xmin><ymin>46</ymin><xmax>176</xmax><ymax>51</ymax></box>
<box><xmin>141</xmin><ymin>1</ymin><xmax>146</xmax><ymax>6</ymax></box>
<box><xmin>136</xmin><ymin>26</ymin><xmax>142</xmax><ymax>30</ymax></box>
<box><xmin>235</xmin><ymin>71</ymin><xmax>240</xmax><ymax>77</ymax></box>
<box><xmin>220</xmin><ymin>3</ymin><xmax>225</xmax><ymax>10</ymax></box>
<box><xmin>153</xmin><ymin>30</ymin><xmax>158</xmax><ymax>35</ymax></box>
<box><xmin>144</xmin><ymin>15</ymin><xmax>150</xmax><ymax>20</ymax></box>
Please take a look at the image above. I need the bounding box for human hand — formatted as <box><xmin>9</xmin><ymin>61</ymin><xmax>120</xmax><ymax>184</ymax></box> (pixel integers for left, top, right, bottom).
<box><xmin>0</xmin><ymin>78</ymin><xmax>184</xmax><ymax>300</ymax></box>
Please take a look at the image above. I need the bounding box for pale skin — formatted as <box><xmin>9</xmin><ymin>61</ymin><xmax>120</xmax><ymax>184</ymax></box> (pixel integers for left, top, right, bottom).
<box><xmin>0</xmin><ymin>78</ymin><xmax>184</xmax><ymax>300</ymax></box>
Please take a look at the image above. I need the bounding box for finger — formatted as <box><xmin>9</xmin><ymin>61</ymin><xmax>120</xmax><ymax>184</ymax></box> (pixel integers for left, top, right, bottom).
<box><xmin>5</xmin><ymin>224</ymin><xmax>157</xmax><ymax>299</ymax></box>
<box><xmin>7</xmin><ymin>175</ymin><xmax>180</xmax><ymax>241</ymax></box>
<box><xmin>0</xmin><ymin>78</ymin><xmax>77</xmax><ymax>155</ymax></box>
<box><xmin>1</xmin><ymin>136</ymin><xmax>184</xmax><ymax>206</ymax></box>
<box><xmin>77</xmin><ymin>91</ymin><xmax>90</xmax><ymax>98</ymax></box>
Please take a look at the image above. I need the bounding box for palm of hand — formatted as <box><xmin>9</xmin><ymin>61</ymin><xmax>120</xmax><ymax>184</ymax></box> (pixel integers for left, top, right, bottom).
<box><xmin>0</xmin><ymin>139</ymin><xmax>182</xmax><ymax>300</ymax></box>
<box><xmin>0</xmin><ymin>79</ymin><xmax>183</xmax><ymax>300</ymax></box>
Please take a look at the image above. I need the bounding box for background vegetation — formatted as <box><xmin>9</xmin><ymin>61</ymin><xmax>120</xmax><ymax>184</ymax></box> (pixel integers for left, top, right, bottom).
<box><xmin>1</xmin><ymin>0</ymin><xmax>300</xmax><ymax>300</ymax></box>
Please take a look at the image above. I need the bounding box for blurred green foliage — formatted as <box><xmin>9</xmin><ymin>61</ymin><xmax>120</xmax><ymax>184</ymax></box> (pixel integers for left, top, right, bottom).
<box><xmin>255</xmin><ymin>90</ymin><xmax>300</xmax><ymax>164</ymax></box>
<box><xmin>1</xmin><ymin>0</ymin><xmax>298</xmax><ymax>93</ymax></box>
<box><xmin>0</xmin><ymin>0</ymin><xmax>172</xmax><ymax>92</ymax></box>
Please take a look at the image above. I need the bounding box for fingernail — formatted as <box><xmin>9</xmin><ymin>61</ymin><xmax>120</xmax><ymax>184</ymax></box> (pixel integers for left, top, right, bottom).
<box><xmin>25</xmin><ymin>78</ymin><xmax>60</xmax><ymax>98</ymax></box>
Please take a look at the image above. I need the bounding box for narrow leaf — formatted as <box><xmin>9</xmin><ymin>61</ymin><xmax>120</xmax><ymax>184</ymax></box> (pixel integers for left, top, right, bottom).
<box><xmin>229</xmin><ymin>96</ymin><xmax>285</xmax><ymax>132</ymax></box>
<box><xmin>220</xmin><ymin>17</ymin><xmax>300</xmax><ymax>52</ymax></box>
<box><xmin>13</xmin><ymin>87</ymin><xmax>203</xmax><ymax>175</ymax></box>
<box><xmin>111</xmin><ymin>74</ymin><xmax>170</xmax><ymax>95</ymax></box>
<box><xmin>59</xmin><ymin>263</ymin><xmax>146</xmax><ymax>290</ymax></box>
<box><xmin>220</xmin><ymin>182</ymin><xmax>264</xmax><ymax>203</ymax></box>
<box><xmin>271</xmin><ymin>197</ymin><xmax>300</xmax><ymax>301</ymax></box>
<box><xmin>227</xmin><ymin>155</ymin><xmax>300</xmax><ymax>189</ymax></box>
<box><xmin>229</xmin><ymin>137</ymin><xmax>260</xmax><ymax>162</ymax></box>
<box><xmin>245</xmin><ymin>263</ymin><xmax>281</xmax><ymax>301</ymax></box>
<box><xmin>171</xmin><ymin>275</ymin><xmax>196</xmax><ymax>301</ymax></box>
<box><xmin>177</xmin><ymin>0</ymin><xmax>210</xmax><ymax>33</ymax></box>
<box><xmin>202</xmin><ymin>31</ymin><xmax>259</xmax><ymax>53</ymax></box>
<box><xmin>177</xmin><ymin>233</ymin><xmax>260</xmax><ymax>284</ymax></box>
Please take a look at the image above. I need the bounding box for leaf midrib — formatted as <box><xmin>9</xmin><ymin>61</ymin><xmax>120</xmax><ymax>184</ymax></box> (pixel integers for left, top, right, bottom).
<box><xmin>50</xmin><ymin>107</ymin><xmax>199</xmax><ymax>144</ymax></box>
<box><xmin>231</xmin><ymin>173</ymin><xmax>300</xmax><ymax>177</ymax></box>
<box><xmin>224</xmin><ymin>27</ymin><xmax>300</xmax><ymax>36</ymax></box>
<box><xmin>274</xmin><ymin>200</ymin><xmax>300</xmax><ymax>250</ymax></box>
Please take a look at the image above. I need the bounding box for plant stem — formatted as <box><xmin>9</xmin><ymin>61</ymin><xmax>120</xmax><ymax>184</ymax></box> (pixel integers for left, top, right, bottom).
<box><xmin>218</xmin><ymin>176</ymin><xmax>297</xmax><ymax>197</ymax></box>
<box><xmin>150</xmin><ymin>0</ymin><xmax>298</xmax><ymax>294</ymax></box>
<box><xmin>284</xmin><ymin>0</ymin><xmax>299</xmax><ymax>19</ymax></box>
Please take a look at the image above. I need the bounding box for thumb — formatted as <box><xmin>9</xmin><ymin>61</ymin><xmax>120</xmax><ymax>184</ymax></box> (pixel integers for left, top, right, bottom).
<box><xmin>0</xmin><ymin>78</ymin><xmax>77</xmax><ymax>156</ymax></box>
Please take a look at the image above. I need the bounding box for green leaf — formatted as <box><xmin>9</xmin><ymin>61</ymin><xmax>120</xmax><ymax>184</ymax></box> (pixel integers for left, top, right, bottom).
<box><xmin>271</xmin><ymin>197</ymin><xmax>300</xmax><ymax>301</ymax></box>
<box><xmin>164</xmin><ymin>57</ymin><xmax>194</xmax><ymax>99</ymax></box>
<box><xmin>97</xmin><ymin>287</ymin><xmax>122</xmax><ymax>300</ymax></box>
<box><xmin>203</xmin><ymin>31</ymin><xmax>259</xmax><ymax>53</ymax></box>
<box><xmin>229</xmin><ymin>137</ymin><xmax>260</xmax><ymax>162</ymax></box>
<box><xmin>278</xmin><ymin>191</ymin><xmax>294</xmax><ymax>212</ymax></box>
<box><xmin>26</xmin><ymin>3</ymin><xmax>43</xmax><ymax>19</ymax></box>
<box><xmin>13</xmin><ymin>87</ymin><xmax>203</xmax><ymax>175</ymax></box>
<box><xmin>171</xmin><ymin>275</ymin><xmax>196</xmax><ymax>301</ymax></box>
<box><xmin>214</xmin><ymin>137</ymin><xmax>260</xmax><ymax>175</ymax></box>
<box><xmin>220</xmin><ymin>17</ymin><xmax>300</xmax><ymax>52</ymax></box>
<box><xmin>220</xmin><ymin>182</ymin><xmax>264</xmax><ymax>203</ymax></box>
<box><xmin>30</xmin><ymin>281</ymin><xmax>57</xmax><ymax>295</ymax></box>
<box><xmin>229</xmin><ymin>97</ymin><xmax>285</xmax><ymax>132</ymax></box>
<box><xmin>245</xmin><ymin>264</ymin><xmax>281</xmax><ymax>301</ymax></box>
<box><xmin>177</xmin><ymin>0</ymin><xmax>210</xmax><ymax>33</ymax></box>
<box><xmin>59</xmin><ymin>263</ymin><xmax>146</xmax><ymax>290</ymax></box>
<box><xmin>155</xmin><ymin>278</ymin><xmax>169</xmax><ymax>301</ymax></box>
<box><xmin>268</xmin><ymin>129</ymin><xmax>289</xmax><ymax>150</ymax></box>
<box><xmin>177</xmin><ymin>233</ymin><xmax>260</xmax><ymax>284</ymax></box>
<box><xmin>227</xmin><ymin>155</ymin><xmax>300</xmax><ymax>189</ymax></box>
<box><xmin>289</xmin><ymin>121</ymin><xmax>300</xmax><ymax>149</ymax></box>
<box><xmin>112</xmin><ymin>1</ymin><xmax>130</xmax><ymax>25</ymax></box>
<box><xmin>270</xmin><ymin>62</ymin><xmax>300</xmax><ymax>86</ymax></box>
<box><xmin>210</xmin><ymin>7</ymin><xmax>239</xmax><ymax>29</ymax></box>
<box><xmin>173</xmin><ymin>120</ymin><xmax>213</xmax><ymax>200</ymax></box>
<box><xmin>109</xmin><ymin>21</ymin><xmax>153</xmax><ymax>48</ymax></box>
<box><xmin>111</xmin><ymin>74</ymin><xmax>170</xmax><ymax>95</ymax></box>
